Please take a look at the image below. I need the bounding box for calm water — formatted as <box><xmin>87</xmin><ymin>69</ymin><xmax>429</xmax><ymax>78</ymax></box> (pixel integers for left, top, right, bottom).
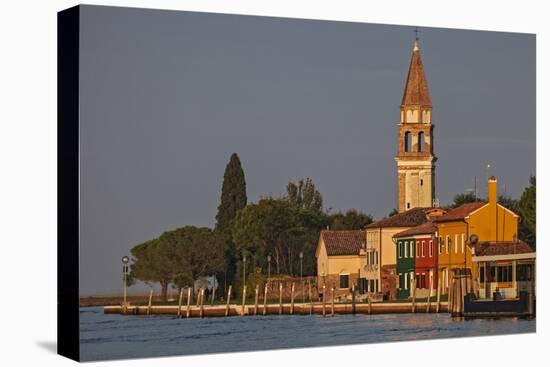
<box><xmin>80</xmin><ymin>307</ymin><xmax>535</xmax><ymax>361</ymax></box>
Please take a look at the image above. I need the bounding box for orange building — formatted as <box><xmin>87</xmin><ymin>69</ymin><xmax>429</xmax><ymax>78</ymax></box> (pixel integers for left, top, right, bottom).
<box><xmin>433</xmin><ymin>176</ymin><xmax>521</xmax><ymax>296</ymax></box>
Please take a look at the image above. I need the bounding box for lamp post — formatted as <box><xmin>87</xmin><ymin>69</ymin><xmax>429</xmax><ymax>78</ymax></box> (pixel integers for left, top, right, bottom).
<box><xmin>121</xmin><ymin>256</ymin><xmax>129</xmax><ymax>306</ymax></box>
<box><xmin>267</xmin><ymin>254</ymin><xmax>271</xmax><ymax>279</ymax></box>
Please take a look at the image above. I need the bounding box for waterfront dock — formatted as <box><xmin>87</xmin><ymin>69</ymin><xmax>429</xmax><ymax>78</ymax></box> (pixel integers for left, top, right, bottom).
<box><xmin>104</xmin><ymin>301</ymin><xmax>449</xmax><ymax>317</ymax></box>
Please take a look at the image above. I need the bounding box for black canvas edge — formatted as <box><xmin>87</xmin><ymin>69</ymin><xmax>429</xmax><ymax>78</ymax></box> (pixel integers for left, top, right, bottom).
<box><xmin>58</xmin><ymin>5</ymin><xmax>80</xmax><ymax>362</ymax></box>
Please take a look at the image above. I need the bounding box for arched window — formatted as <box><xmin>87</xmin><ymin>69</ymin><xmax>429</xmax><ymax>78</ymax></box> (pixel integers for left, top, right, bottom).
<box><xmin>404</xmin><ymin>131</ymin><xmax>412</xmax><ymax>152</ymax></box>
<box><xmin>418</xmin><ymin>132</ymin><xmax>425</xmax><ymax>152</ymax></box>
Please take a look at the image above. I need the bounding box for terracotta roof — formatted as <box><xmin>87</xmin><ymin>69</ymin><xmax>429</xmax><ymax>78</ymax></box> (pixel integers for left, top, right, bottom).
<box><xmin>401</xmin><ymin>45</ymin><xmax>431</xmax><ymax>106</ymax></box>
<box><xmin>395</xmin><ymin>221</ymin><xmax>437</xmax><ymax>238</ymax></box>
<box><xmin>321</xmin><ymin>230</ymin><xmax>365</xmax><ymax>256</ymax></box>
<box><xmin>366</xmin><ymin>207</ymin><xmax>431</xmax><ymax>229</ymax></box>
<box><xmin>469</xmin><ymin>240</ymin><xmax>535</xmax><ymax>257</ymax></box>
<box><xmin>432</xmin><ymin>202</ymin><xmax>486</xmax><ymax>222</ymax></box>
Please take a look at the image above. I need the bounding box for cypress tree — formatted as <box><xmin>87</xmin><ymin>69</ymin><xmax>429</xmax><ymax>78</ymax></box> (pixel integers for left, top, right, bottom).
<box><xmin>215</xmin><ymin>153</ymin><xmax>247</xmax><ymax>291</ymax></box>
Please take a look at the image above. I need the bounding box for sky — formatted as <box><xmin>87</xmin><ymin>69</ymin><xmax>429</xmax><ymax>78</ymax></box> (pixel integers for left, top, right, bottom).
<box><xmin>78</xmin><ymin>5</ymin><xmax>535</xmax><ymax>296</ymax></box>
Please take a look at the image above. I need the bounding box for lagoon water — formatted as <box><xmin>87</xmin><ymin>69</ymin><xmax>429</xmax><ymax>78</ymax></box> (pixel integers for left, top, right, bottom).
<box><xmin>80</xmin><ymin>307</ymin><xmax>535</xmax><ymax>361</ymax></box>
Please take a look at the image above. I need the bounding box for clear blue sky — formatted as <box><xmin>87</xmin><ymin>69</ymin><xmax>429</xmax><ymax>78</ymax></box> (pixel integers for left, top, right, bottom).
<box><xmin>78</xmin><ymin>5</ymin><xmax>535</xmax><ymax>295</ymax></box>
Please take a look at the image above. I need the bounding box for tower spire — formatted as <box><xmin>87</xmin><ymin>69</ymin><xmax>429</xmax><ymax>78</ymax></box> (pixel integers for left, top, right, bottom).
<box><xmin>401</xmin><ymin>29</ymin><xmax>431</xmax><ymax>107</ymax></box>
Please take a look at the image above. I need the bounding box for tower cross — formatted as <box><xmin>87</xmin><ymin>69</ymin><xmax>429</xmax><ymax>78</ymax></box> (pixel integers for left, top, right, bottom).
<box><xmin>414</xmin><ymin>27</ymin><xmax>420</xmax><ymax>41</ymax></box>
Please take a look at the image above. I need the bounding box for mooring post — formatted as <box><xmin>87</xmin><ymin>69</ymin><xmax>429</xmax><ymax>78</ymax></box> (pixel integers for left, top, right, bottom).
<box><xmin>331</xmin><ymin>286</ymin><xmax>335</xmax><ymax>317</ymax></box>
<box><xmin>449</xmin><ymin>274</ymin><xmax>454</xmax><ymax>314</ymax></box>
<box><xmin>254</xmin><ymin>284</ymin><xmax>259</xmax><ymax>316</ymax></box>
<box><xmin>351</xmin><ymin>283</ymin><xmax>356</xmax><ymax>314</ymax></box>
<box><xmin>225</xmin><ymin>285</ymin><xmax>232</xmax><ymax>317</ymax></box>
<box><xmin>263</xmin><ymin>282</ymin><xmax>268</xmax><ymax>315</ymax></box>
<box><xmin>367</xmin><ymin>294</ymin><xmax>372</xmax><ymax>314</ymax></box>
<box><xmin>322</xmin><ymin>284</ymin><xmax>326</xmax><ymax>317</ymax></box>
<box><xmin>147</xmin><ymin>289</ymin><xmax>153</xmax><ymax>316</ymax></box>
<box><xmin>177</xmin><ymin>288</ymin><xmax>183</xmax><ymax>318</ymax></box>
<box><xmin>308</xmin><ymin>281</ymin><xmax>313</xmax><ymax>315</ymax></box>
<box><xmin>427</xmin><ymin>270</ymin><xmax>433</xmax><ymax>313</ymax></box>
<box><xmin>410</xmin><ymin>273</ymin><xmax>416</xmax><ymax>313</ymax></box>
<box><xmin>290</xmin><ymin>282</ymin><xmax>295</xmax><ymax>315</ymax></box>
<box><xmin>278</xmin><ymin>282</ymin><xmax>283</xmax><ymax>315</ymax></box>
<box><xmin>200</xmin><ymin>288</ymin><xmax>205</xmax><ymax>318</ymax></box>
<box><xmin>241</xmin><ymin>285</ymin><xmax>247</xmax><ymax>316</ymax></box>
<box><xmin>186</xmin><ymin>287</ymin><xmax>192</xmax><ymax>318</ymax></box>
<box><xmin>435</xmin><ymin>278</ymin><xmax>441</xmax><ymax>313</ymax></box>
<box><xmin>211</xmin><ymin>286</ymin><xmax>216</xmax><ymax>306</ymax></box>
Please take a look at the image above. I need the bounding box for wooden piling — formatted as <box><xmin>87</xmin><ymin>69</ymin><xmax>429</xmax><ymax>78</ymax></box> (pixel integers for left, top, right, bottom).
<box><xmin>322</xmin><ymin>284</ymin><xmax>326</xmax><ymax>317</ymax></box>
<box><xmin>186</xmin><ymin>287</ymin><xmax>192</xmax><ymax>318</ymax></box>
<box><xmin>225</xmin><ymin>285</ymin><xmax>232</xmax><ymax>317</ymax></box>
<box><xmin>147</xmin><ymin>289</ymin><xmax>153</xmax><ymax>315</ymax></box>
<box><xmin>367</xmin><ymin>295</ymin><xmax>372</xmax><ymax>314</ymax></box>
<box><xmin>241</xmin><ymin>285</ymin><xmax>247</xmax><ymax>316</ymax></box>
<box><xmin>278</xmin><ymin>283</ymin><xmax>283</xmax><ymax>315</ymax></box>
<box><xmin>427</xmin><ymin>271</ymin><xmax>433</xmax><ymax>313</ymax></box>
<box><xmin>411</xmin><ymin>274</ymin><xmax>416</xmax><ymax>313</ymax></box>
<box><xmin>177</xmin><ymin>288</ymin><xmax>183</xmax><ymax>318</ymax></box>
<box><xmin>199</xmin><ymin>288</ymin><xmax>205</xmax><ymax>318</ymax></box>
<box><xmin>331</xmin><ymin>286</ymin><xmax>335</xmax><ymax>317</ymax></box>
<box><xmin>211</xmin><ymin>286</ymin><xmax>216</xmax><ymax>306</ymax></box>
<box><xmin>254</xmin><ymin>284</ymin><xmax>259</xmax><ymax>316</ymax></box>
<box><xmin>436</xmin><ymin>277</ymin><xmax>441</xmax><ymax>313</ymax></box>
<box><xmin>308</xmin><ymin>281</ymin><xmax>313</xmax><ymax>315</ymax></box>
<box><xmin>290</xmin><ymin>283</ymin><xmax>295</xmax><ymax>315</ymax></box>
<box><xmin>351</xmin><ymin>283</ymin><xmax>356</xmax><ymax>314</ymax></box>
<box><xmin>263</xmin><ymin>282</ymin><xmax>268</xmax><ymax>315</ymax></box>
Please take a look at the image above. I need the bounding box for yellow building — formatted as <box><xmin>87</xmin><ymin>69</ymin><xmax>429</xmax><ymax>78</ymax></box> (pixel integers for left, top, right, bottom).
<box><xmin>433</xmin><ymin>176</ymin><xmax>520</xmax><ymax>295</ymax></box>
<box><xmin>315</xmin><ymin>230</ymin><xmax>365</xmax><ymax>297</ymax></box>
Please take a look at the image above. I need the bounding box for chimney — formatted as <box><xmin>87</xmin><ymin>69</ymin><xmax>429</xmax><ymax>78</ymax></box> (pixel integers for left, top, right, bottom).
<box><xmin>487</xmin><ymin>176</ymin><xmax>497</xmax><ymax>205</ymax></box>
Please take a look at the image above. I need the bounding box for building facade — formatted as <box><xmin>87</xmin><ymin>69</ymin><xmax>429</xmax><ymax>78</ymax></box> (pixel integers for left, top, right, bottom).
<box><xmin>315</xmin><ymin>230</ymin><xmax>366</xmax><ymax>297</ymax></box>
<box><xmin>363</xmin><ymin>207</ymin><xmax>445</xmax><ymax>300</ymax></box>
<box><xmin>395</xmin><ymin>39</ymin><xmax>437</xmax><ymax>213</ymax></box>
<box><xmin>394</xmin><ymin>221</ymin><xmax>438</xmax><ymax>299</ymax></box>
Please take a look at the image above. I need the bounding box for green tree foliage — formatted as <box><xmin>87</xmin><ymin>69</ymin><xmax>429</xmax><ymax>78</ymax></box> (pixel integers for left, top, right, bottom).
<box><xmin>388</xmin><ymin>208</ymin><xmax>398</xmax><ymax>217</ymax></box>
<box><xmin>451</xmin><ymin>192</ymin><xmax>479</xmax><ymax>208</ymax></box>
<box><xmin>232</xmin><ymin>198</ymin><xmax>325</xmax><ymax>281</ymax></box>
<box><xmin>130</xmin><ymin>226</ymin><xmax>224</xmax><ymax>302</ymax></box>
<box><xmin>328</xmin><ymin>209</ymin><xmax>373</xmax><ymax>230</ymax></box>
<box><xmin>286</xmin><ymin>178</ymin><xmax>323</xmax><ymax>213</ymax></box>
<box><xmin>517</xmin><ymin>176</ymin><xmax>536</xmax><ymax>246</ymax></box>
<box><xmin>214</xmin><ymin>153</ymin><xmax>247</xmax><ymax>291</ymax></box>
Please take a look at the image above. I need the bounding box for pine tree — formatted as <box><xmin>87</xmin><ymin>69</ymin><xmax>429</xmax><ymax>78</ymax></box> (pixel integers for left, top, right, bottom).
<box><xmin>215</xmin><ymin>153</ymin><xmax>247</xmax><ymax>291</ymax></box>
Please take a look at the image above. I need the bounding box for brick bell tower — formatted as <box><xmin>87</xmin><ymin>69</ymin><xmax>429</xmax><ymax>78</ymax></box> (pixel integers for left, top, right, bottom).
<box><xmin>395</xmin><ymin>35</ymin><xmax>437</xmax><ymax>212</ymax></box>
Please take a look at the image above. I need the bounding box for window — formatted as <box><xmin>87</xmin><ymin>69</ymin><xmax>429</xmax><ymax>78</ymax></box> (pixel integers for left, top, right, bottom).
<box><xmin>461</xmin><ymin>233</ymin><xmax>465</xmax><ymax>253</ymax></box>
<box><xmin>416</xmin><ymin>242</ymin><xmax>420</xmax><ymax>258</ymax></box>
<box><xmin>404</xmin><ymin>131</ymin><xmax>412</xmax><ymax>152</ymax></box>
<box><xmin>405</xmin><ymin>273</ymin><xmax>409</xmax><ymax>290</ymax></box>
<box><xmin>438</xmin><ymin>236</ymin><xmax>443</xmax><ymax>254</ymax></box>
<box><xmin>446</xmin><ymin>235</ymin><xmax>451</xmax><ymax>254</ymax></box>
<box><xmin>339</xmin><ymin>274</ymin><xmax>349</xmax><ymax>289</ymax></box>
<box><xmin>418</xmin><ymin>132</ymin><xmax>425</xmax><ymax>152</ymax></box>
<box><xmin>375</xmin><ymin>279</ymin><xmax>379</xmax><ymax>292</ymax></box>
<box><xmin>429</xmin><ymin>240</ymin><xmax>433</xmax><ymax>257</ymax></box>
<box><xmin>479</xmin><ymin>266</ymin><xmax>485</xmax><ymax>283</ymax></box>
<box><xmin>398</xmin><ymin>242</ymin><xmax>403</xmax><ymax>258</ymax></box>
<box><xmin>399</xmin><ymin>273</ymin><xmax>404</xmax><ymax>289</ymax></box>
<box><xmin>422</xmin><ymin>240</ymin><xmax>426</xmax><ymax>257</ymax></box>
<box><xmin>497</xmin><ymin>265</ymin><xmax>513</xmax><ymax>283</ymax></box>
<box><xmin>517</xmin><ymin>264</ymin><xmax>533</xmax><ymax>281</ymax></box>
<box><xmin>375</xmin><ymin>251</ymin><xmax>378</xmax><ymax>265</ymax></box>
<box><xmin>407</xmin><ymin>202</ymin><xmax>410</xmax><ymax>209</ymax></box>
<box><xmin>369</xmin><ymin>279</ymin><xmax>375</xmax><ymax>293</ymax></box>
<box><xmin>455</xmin><ymin>234</ymin><xmax>458</xmax><ymax>254</ymax></box>
<box><xmin>420</xmin><ymin>179</ymin><xmax>424</xmax><ymax>186</ymax></box>
<box><xmin>404</xmin><ymin>241</ymin><xmax>408</xmax><ymax>258</ymax></box>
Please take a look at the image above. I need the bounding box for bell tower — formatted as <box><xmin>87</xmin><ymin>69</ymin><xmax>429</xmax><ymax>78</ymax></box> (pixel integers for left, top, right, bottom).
<box><xmin>395</xmin><ymin>35</ymin><xmax>437</xmax><ymax>212</ymax></box>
